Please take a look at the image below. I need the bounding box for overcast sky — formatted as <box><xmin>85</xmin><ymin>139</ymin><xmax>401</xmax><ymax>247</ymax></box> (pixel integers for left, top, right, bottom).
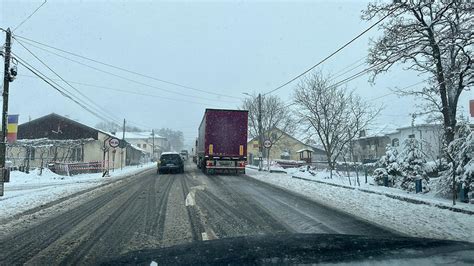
<box><xmin>1</xmin><ymin>0</ymin><xmax>472</xmax><ymax>149</ymax></box>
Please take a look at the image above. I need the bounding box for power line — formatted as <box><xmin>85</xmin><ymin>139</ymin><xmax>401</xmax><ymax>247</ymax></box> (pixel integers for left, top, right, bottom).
<box><xmin>13</xmin><ymin>0</ymin><xmax>47</xmax><ymax>31</ymax></box>
<box><xmin>14</xmin><ymin>56</ymin><xmax>120</xmax><ymax>124</ymax></box>
<box><xmin>331</xmin><ymin>60</ymin><xmax>367</xmax><ymax>80</ymax></box>
<box><xmin>332</xmin><ymin>56</ymin><xmax>367</xmax><ymax>76</ymax></box>
<box><xmin>15</xmin><ymin>38</ymin><xmax>240</xmax><ymax>104</ymax></box>
<box><xmin>13</xmin><ymin>34</ymin><xmax>245</xmax><ymax>100</ymax></box>
<box><xmin>17</xmin><ymin>74</ymin><xmax>231</xmax><ymax>108</ymax></box>
<box><xmin>13</xmin><ymin>37</ymin><xmax>124</xmax><ymax>124</ymax></box>
<box><xmin>264</xmin><ymin>4</ymin><xmax>401</xmax><ymax>95</ymax></box>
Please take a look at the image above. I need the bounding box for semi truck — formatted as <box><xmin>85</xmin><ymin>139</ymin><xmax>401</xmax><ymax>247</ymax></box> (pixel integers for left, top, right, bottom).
<box><xmin>197</xmin><ymin>109</ymin><xmax>248</xmax><ymax>174</ymax></box>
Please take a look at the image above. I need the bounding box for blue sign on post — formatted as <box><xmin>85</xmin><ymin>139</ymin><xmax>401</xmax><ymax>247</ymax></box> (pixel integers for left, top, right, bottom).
<box><xmin>458</xmin><ymin>183</ymin><xmax>468</xmax><ymax>203</ymax></box>
<box><xmin>415</xmin><ymin>179</ymin><xmax>422</xmax><ymax>193</ymax></box>
<box><xmin>383</xmin><ymin>174</ymin><xmax>389</xmax><ymax>187</ymax></box>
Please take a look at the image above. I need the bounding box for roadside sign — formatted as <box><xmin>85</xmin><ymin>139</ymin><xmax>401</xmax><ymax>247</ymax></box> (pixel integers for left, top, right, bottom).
<box><xmin>263</xmin><ymin>139</ymin><xmax>272</xmax><ymax>148</ymax></box>
<box><xmin>109</xmin><ymin>137</ymin><xmax>120</xmax><ymax>148</ymax></box>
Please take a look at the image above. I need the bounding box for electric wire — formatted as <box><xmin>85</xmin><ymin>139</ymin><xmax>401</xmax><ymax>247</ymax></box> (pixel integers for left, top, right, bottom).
<box><xmin>13</xmin><ymin>0</ymin><xmax>47</xmax><ymax>31</ymax></box>
<box><xmin>15</xmin><ymin>39</ymin><xmax>240</xmax><ymax>104</ymax></box>
<box><xmin>15</xmin><ymin>56</ymin><xmax>120</xmax><ymax>124</ymax></box>
<box><xmin>13</xmin><ymin>34</ymin><xmax>244</xmax><ymax>100</ymax></box>
<box><xmin>264</xmin><ymin>4</ymin><xmax>402</xmax><ymax>95</ymax></box>
<box><xmin>13</xmin><ymin>37</ymin><xmax>124</xmax><ymax>123</ymax></box>
<box><xmin>17</xmin><ymin>74</ymin><xmax>232</xmax><ymax>108</ymax></box>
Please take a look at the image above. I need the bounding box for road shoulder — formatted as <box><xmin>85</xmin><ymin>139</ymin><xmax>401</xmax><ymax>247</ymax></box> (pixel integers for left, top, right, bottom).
<box><xmin>0</xmin><ymin>166</ymin><xmax>154</xmax><ymax>239</ymax></box>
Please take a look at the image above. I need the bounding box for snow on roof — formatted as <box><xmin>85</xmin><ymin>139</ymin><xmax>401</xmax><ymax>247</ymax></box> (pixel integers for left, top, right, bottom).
<box><xmin>296</xmin><ymin>148</ymin><xmax>313</xmax><ymax>153</ymax></box>
<box><xmin>395</xmin><ymin>123</ymin><xmax>443</xmax><ymax>131</ymax></box>
<box><xmin>130</xmin><ymin>144</ymin><xmax>147</xmax><ymax>153</ymax></box>
<box><xmin>360</xmin><ymin>124</ymin><xmax>400</xmax><ymax>138</ymax></box>
<box><xmin>161</xmin><ymin>151</ymin><xmax>179</xmax><ymax>155</ymax></box>
<box><xmin>12</xmin><ymin>138</ymin><xmax>95</xmax><ymax>147</ymax></box>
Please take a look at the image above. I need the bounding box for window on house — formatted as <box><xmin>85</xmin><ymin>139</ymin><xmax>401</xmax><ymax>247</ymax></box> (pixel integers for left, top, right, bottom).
<box><xmin>392</xmin><ymin>138</ymin><xmax>399</xmax><ymax>147</ymax></box>
<box><xmin>408</xmin><ymin>134</ymin><xmax>415</xmax><ymax>138</ymax></box>
<box><xmin>137</xmin><ymin>144</ymin><xmax>141</xmax><ymax>148</ymax></box>
<box><xmin>143</xmin><ymin>144</ymin><xmax>147</xmax><ymax>149</ymax></box>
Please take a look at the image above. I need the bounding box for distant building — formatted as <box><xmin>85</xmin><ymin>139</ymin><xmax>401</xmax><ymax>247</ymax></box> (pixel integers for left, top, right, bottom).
<box><xmin>13</xmin><ymin>113</ymin><xmax>145</xmax><ymax>171</ymax></box>
<box><xmin>352</xmin><ymin>124</ymin><xmax>444</xmax><ymax>163</ymax></box>
<box><xmin>247</xmin><ymin>128</ymin><xmax>325</xmax><ymax>165</ymax></box>
<box><xmin>352</xmin><ymin>133</ymin><xmax>391</xmax><ymax>163</ymax></box>
<box><xmin>121</xmin><ymin>131</ymin><xmax>170</xmax><ymax>160</ymax></box>
<box><xmin>386</xmin><ymin>124</ymin><xmax>444</xmax><ymax>161</ymax></box>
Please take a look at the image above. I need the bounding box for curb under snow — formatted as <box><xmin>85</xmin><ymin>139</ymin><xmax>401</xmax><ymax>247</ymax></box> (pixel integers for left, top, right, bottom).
<box><xmin>291</xmin><ymin>175</ymin><xmax>474</xmax><ymax>216</ymax></box>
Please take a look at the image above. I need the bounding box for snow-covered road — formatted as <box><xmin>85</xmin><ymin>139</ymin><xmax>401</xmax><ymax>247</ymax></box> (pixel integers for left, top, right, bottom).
<box><xmin>0</xmin><ymin>163</ymin><xmax>395</xmax><ymax>264</ymax></box>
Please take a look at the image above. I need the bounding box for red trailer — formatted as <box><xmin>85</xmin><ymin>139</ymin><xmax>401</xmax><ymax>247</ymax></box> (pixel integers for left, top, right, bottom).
<box><xmin>197</xmin><ymin>109</ymin><xmax>248</xmax><ymax>174</ymax></box>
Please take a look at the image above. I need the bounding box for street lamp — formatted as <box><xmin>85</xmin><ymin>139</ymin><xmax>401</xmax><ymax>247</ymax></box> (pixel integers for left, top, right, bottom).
<box><xmin>243</xmin><ymin>92</ymin><xmax>263</xmax><ymax>171</ymax></box>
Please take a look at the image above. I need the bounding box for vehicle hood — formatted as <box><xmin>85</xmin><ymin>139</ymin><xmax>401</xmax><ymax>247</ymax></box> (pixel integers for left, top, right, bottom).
<box><xmin>101</xmin><ymin>233</ymin><xmax>474</xmax><ymax>265</ymax></box>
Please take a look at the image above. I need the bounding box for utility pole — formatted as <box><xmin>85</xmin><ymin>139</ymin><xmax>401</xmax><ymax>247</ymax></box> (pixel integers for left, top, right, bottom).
<box><xmin>258</xmin><ymin>93</ymin><xmax>263</xmax><ymax>171</ymax></box>
<box><xmin>120</xmin><ymin>119</ymin><xmax>125</xmax><ymax>170</ymax></box>
<box><xmin>1</xmin><ymin>28</ymin><xmax>12</xmax><ymax>194</ymax></box>
<box><xmin>152</xmin><ymin>129</ymin><xmax>155</xmax><ymax>162</ymax></box>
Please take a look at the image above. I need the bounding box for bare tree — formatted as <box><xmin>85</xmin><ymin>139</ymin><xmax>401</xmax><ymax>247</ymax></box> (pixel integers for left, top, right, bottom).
<box><xmin>294</xmin><ymin>72</ymin><xmax>380</xmax><ymax>177</ymax></box>
<box><xmin>362</xmin><ymin>1</ymin><xmax>473</xmax><ymax>146</ymax></box>
<box><xmin>95</xmin><ymin>121</ymin><xmax>143</xmax><ymax>133</ymax></box>
<box><xmin>157</xmin><ymin>128</ymin><xmax>184</xmax><ymax>151</ymax></box>
<box><xmin>242</xmin><ymin>94</ymin><xmax>296</xmax><ymax>165</ymax></box>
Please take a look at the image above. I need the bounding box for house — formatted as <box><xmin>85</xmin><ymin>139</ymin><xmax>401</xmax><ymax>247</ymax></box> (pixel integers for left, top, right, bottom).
<box><xmin>119</xmin><ymin>131</ymin><xmax>170</xmax><ymax>160</ymax></box>
<box><xmin>352</xmin><ymin>124</ymin><xmax>445</xmax><ymax>163</ymax></box>
<box><xmin>13</xmin><ymin>113</ymin><xmax>145</xmax><ymax>172</ymax></box>
<box><xmin>352</xmin><ymin>130</ymin><xmax>391</xmax><ymax>163</ymax></box>
<box><xmin>386</xmin><ymin>124</ymin><xmax>444</xmax><ymax>161</ymax></box>
<box><xmin>247</xmin><ymin>128</ymin><xmax>325</xmax><ymax>165</ymax></box>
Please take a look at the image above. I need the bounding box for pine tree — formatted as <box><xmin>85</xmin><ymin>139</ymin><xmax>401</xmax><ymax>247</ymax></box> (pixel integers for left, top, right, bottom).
<box><xmin>374</xmin><ymin>145</ymin><xmax>400</xmax><ymax>186</ymax></box>
<box><xmin>437</xmin><ymin>123</ymin><xmax>473</xmax><ymax>197</ymax></box>
<box><xmin>398</xmin><ymin>138</ymin><xmax>429</xmax><ymax>192</ymax></box>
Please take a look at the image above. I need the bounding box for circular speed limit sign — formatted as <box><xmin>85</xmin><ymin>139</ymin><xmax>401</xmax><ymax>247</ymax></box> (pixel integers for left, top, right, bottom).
<box><xmin>263</xmin><ymin>139</ymin><xmax>272</xmax><ymax>148</ymax></box>
<box><xmin>109</xmin><ymin>138</ymin><xmax>120</xmax><ymax>148</ymax></box>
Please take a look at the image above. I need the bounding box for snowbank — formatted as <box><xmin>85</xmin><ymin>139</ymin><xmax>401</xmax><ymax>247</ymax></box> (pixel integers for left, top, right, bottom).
<box><xmin>246</xmin><ymin>167</ymin><xmax>474</xmax><ymax>243</ymax></box>
<box><xmin>0</xmin><ymin>163</ymin><xmax>155</xmax><ymax>220</ymax></box>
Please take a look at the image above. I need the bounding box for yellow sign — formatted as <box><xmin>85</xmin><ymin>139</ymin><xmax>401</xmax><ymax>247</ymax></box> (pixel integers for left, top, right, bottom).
<box><xmin>239</xmin><ymin>145</ymin><xmax>244</xmax><ymax>155</ymax></box>
<box><xmin>209</xmin><ymin>144</ymin><xmax>213</xmax><ymax>155</ymax></box>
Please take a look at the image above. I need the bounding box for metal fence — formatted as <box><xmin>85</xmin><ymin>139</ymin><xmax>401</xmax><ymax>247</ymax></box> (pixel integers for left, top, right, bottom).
<box><xmin>48</xmin><ymin>161</ymin><xmax>104</xmax><ymax>176</ymax></box>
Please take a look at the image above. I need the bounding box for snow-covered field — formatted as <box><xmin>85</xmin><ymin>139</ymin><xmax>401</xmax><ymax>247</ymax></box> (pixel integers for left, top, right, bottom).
<box><xmin>0</xmin><ymin>163</ymin><xmax>155</xmax><ymax>220</ymax></box>
<box><xmin>246</xmin><ymin>167</ymin><xmax>474</xmax><ymax>243</ymax></box>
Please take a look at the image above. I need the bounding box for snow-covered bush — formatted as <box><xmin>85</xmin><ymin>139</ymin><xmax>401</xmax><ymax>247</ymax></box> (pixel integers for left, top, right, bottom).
<box><xmin>398</xmin><ymin>138</ymin><xmax>429</xmax><ymax>192</ymax></box>
<box><xmin>374</xmin><ymin>145</ymin><xmax>400</xmax><ymax>186</ymax></box>
<box><xmin>373</xmin><ymin>168</ymin><xmax>388</xmax><ymax>185</ymax></box>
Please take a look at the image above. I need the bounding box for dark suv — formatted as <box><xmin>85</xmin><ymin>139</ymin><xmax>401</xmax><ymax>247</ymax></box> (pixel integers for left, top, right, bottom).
<box><xmin>158</xmin><ymin>152</ymin><xmax>184</xmax><ymax>174</ymax></box>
